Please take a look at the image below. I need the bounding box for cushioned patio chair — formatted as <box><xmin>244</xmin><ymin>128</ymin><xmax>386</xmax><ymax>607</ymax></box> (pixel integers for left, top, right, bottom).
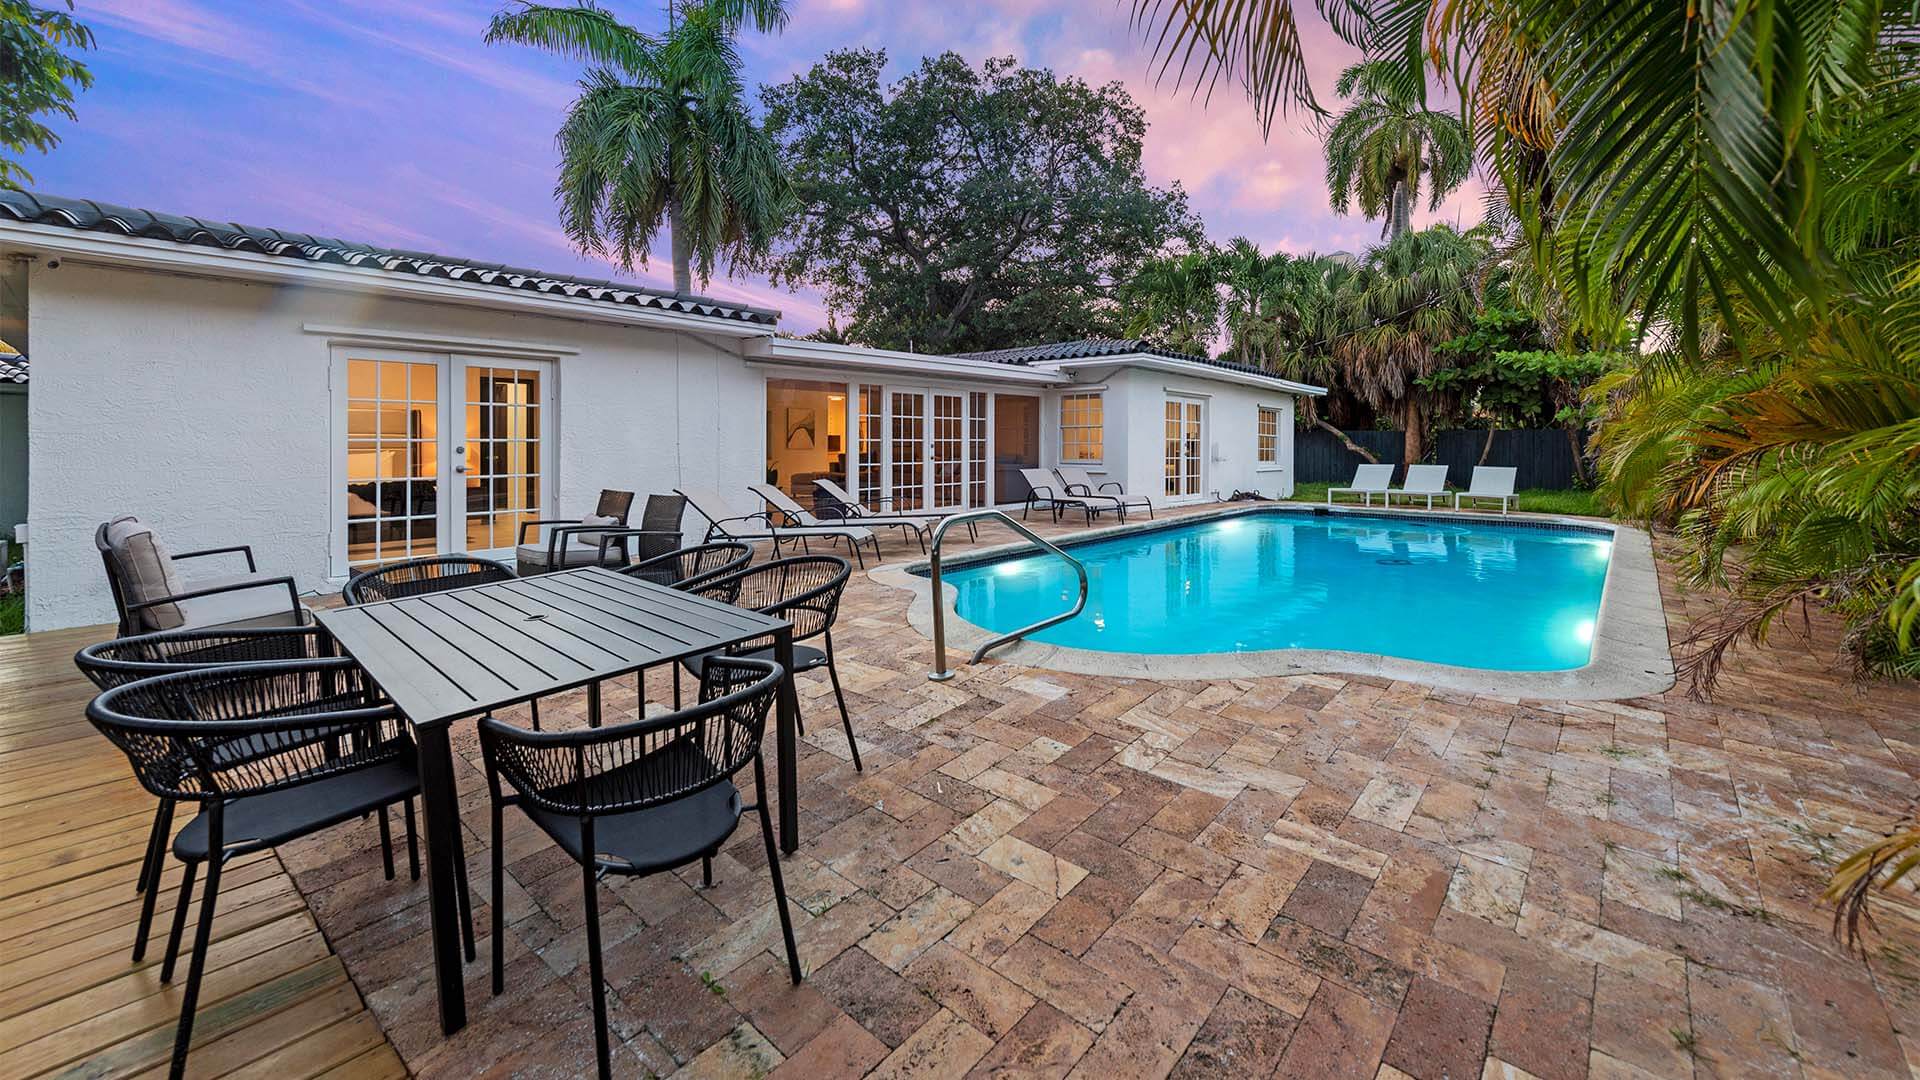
<box><xmin>1327</xmin><ymin>463</ymin><xmax>1396</xmax><ymax>507</ymax></box>
<box><xmin>677</xmin><ymin>487</ymin><xmax>880</xmax><ymax>568</ymax></box>
<box><xmin>1454</xmin><ymin>466</ymin><xmax>1520</xmax><ymax>514</ymax></box>
<box><xmin>1386</xmin><ymin>464</ymin><xmax>1451</xmax><ymax>509</ymax></box>
<box><xmin>96</xmin><ymin>517</ymin><xmax>307</xmax><ymax>637</ymax></box>
<box><xmin>514</xmin><ymin>488</ymin><xmax>636</xmax><ymax>575</ymax></box>
<box><xmin>1054</xmin><ymin>465</ymin><xmax>1153</xmax><ymax>520</ymax></box>
<box><xmin>678</xmin><ymin>554</ymin><xmax>862</xmax><ymax>770</ymax></box>
<box><xmin>478</xmin><ymin>657</ymin><xmax>800</xmax><ymax>1080</ymax></box>
<box><xmin>88</xmin><ymin>660</ymin><xmax>473</xmax><ymax>1080</ymax></box>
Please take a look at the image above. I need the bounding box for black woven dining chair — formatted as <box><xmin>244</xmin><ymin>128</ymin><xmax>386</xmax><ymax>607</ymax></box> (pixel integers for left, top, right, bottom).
<box><xmin>340</xmin><ymin>554</ymin><xmax>514</xmax><ymax>604</ymax></box>
<box><xmin>87</xmin><ymin>660</ymin><xmax>474</xmax><ymax>1080</ymax></box>
<box><xmin>478</xmin><ymin>657</ymin><xmax>799</xmax><ymax>1080</ymax></box>
<box><xmin>73</xmin><ymin>626</ymin><xmax>422</xmax><ymax>936</ymax></box>
<box><xmin>677</xmin><ymin>554</ymin><xmax>862</xmax><ymax>770</ymax></box>
<box><xmin>617</xmin><ymin>539</ymin><xmax>752</xmax><ymax>587</ymax></box>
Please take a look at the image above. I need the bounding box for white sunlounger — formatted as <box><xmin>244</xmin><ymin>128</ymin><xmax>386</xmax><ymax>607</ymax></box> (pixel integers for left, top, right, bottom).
<box><xmin>1386</xmin><ymin>464</ymin><xmax>1451</xmax><ymax>509</ymax></box>
<box><xmin>751</xmin><ymin>482</ymin><xmax>931</xmax><ymax>553</ymax></box>
<box><xmin>1327</xmin><ymin>463</ymin><xmax>1396</xmax><ymax>507</ymax></box>
<box><xmin>812</xmin><ymin>477</ymin><xmax>979</xmax><ymax>542</ymax></box>
<box><xmin>676</xmin><ymin>487</ymin><xmax>881</xmax><ymax>567</ymax></box>
<box><xmin>1454</xmin><ymin>466</ymin><xmax>1520</xmax><ymax>515</ymax></box>
<box><xmin>1053</xmin><ymin>466</ymin><xmax>1153</xmax><ymax>520</ymax></box>
<box><xmin>1020</xmin><ymin>468</ymin><xmax>1114</xmax><ymax>524</ymax></box>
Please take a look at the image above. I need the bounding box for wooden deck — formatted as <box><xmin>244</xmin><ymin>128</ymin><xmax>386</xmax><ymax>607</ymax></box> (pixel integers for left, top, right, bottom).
<box><xmin>0</xmin><ymin>624</ymin><xmax>406</xmax><ymax>1080</ymax></box>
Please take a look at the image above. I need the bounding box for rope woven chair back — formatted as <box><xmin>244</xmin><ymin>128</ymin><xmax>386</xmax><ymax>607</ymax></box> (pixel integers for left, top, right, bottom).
<box><xmin>596</xmin><ymin>489</ymin><xmax>636</xmax><ymax>523</ymax></box>
<box><xmin>342</xmin><ymin>555</ymin><xmax>514</xmax><ymax>605</ymax></box>
<box><xmin>620</xmin><ymin>541</ymin><xmax>752</xmax><ymax>587</ymax></box>
<box><xmin>86</xmin><ymin>660</ymin><xmax>409</xmax><ymax>804</ymax></box>
<box><xmin>479</xmin><ymin>657</ymin><xmax>781</xmax><ymax>818</ymax></box>
<box><xmin>683</xmin><ymin>555</ymin><xmax>849</xmax><ymax>646</ymax></box>
<box><xmin>75</xmin><ymin>626</ymin><xmax>334</xmax><ymax>691</ymax></box>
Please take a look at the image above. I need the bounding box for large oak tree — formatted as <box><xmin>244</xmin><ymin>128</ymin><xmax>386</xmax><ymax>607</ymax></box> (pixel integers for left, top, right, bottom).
<box><xmin>757</xmin><ymin>49</ymin><xmax>1201</xmax><ymax>352</ymax></box>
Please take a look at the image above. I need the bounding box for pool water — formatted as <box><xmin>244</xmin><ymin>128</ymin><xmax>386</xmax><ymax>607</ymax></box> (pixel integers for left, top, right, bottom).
<box><xmin>933</xmin><ymin>511</ymin><xmax>1612</xmax><ymax>671</ymax></box>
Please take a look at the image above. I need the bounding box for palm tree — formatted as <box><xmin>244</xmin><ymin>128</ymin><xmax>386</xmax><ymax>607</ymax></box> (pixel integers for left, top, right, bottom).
<box><xmin>1323</xmin><ymin>61</ymin><xmax>1471</xmax><ymax>241</ymax></box>
<box><xmin>1332</xmin><ymin>224</ymin><xmax>1486</xmax><ymax>464</ymax></box>
<box><xmin>487</xmin><ymin>0</ymin><xmax>791</xmax><ymax>294</ymax></box>
<box><xmin>1119</xmin><ymin>250</ymin><xmax>1222</xmax><ymax>356</ymax></box>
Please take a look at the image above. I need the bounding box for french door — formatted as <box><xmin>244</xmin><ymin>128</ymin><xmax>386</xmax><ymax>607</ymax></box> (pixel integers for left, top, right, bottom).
<box><xmin>861</xmin><ymin>384</ymin><xmax>990</xmax><ymax>513</ymax></box>
<box><xmin>1165</xmin><ymin>395</ymin><xmax>1205</xmax><ymax>499</ymax></box>
<box><xmin>333</xmin><ymin>347</ymin><xmax>553</xmax><ymax>574</ymax></box>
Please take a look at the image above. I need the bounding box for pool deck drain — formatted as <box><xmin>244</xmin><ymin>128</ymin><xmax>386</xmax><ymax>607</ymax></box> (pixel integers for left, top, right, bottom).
<box><xmin>874</xmin><ymin>502</ymin><xmax>1675</xmax><ymax>701</ymax></box>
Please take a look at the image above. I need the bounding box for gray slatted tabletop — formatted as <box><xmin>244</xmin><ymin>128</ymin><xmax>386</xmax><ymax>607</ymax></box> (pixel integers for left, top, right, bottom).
<box><xmin>317</xmin><ymin>567</ymin><xmax>786</xmax><ymax>726</ymax></box>
<box><xmin>314</xmin><ymin>566</ymin><xmax>800</xmax><ymax>1037</ymax></box>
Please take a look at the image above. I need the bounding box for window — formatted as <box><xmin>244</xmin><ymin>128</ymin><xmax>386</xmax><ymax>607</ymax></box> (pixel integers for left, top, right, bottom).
<box><xmin>1059</xmin><ymin>392</ymin><xmax>1103</xmax><ymax>462</ymax></box>
<box><xmin>1258</xmin><ymin>406</ymin><xmax>1280</xmax><ymax>464</ymax></box>
<box><xmin>968</xmin><ymin>392</ymin><xmax>989</xmax><ymax>507</ymax></box>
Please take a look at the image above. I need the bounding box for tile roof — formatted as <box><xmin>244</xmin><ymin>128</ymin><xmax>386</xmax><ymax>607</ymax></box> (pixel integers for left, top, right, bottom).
<box><xmin>0</xmin><ymin>191</ymin><xmax>780</xmax><ymax>327</ymax></box>
<box><xmin>0</xmin><ymin>353</ymin><xmax>23</xmax><ymax>385</ymax></box>
<box><xmin>955</xmin><ymin>337</ymin><xmax>1312</xmax><ymax>385</ymax></box>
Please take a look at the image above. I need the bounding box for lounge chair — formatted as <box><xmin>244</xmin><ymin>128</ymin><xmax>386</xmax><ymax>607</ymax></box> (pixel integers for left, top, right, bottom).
<box><xmin>1020</xmin><ymin>468</ymin><xmax>1114</xmax><ymax>525</ymax></box>
<box><xmin>96</xmin><ymin>517</ymin><xmax>307</xmax><ymax>637</ymax></box>
<box><xmin>1454</xmin><ymin>466</ymin><xmax>1519</xmax><ymax>514</ymax></box>
<box><xmin>1386</xmin><ymin>464</ymin><xmax>1451</xmax><ymax>509</ymax></box>
<box><xmin>677</xmin><ymin>487</ymin><xmax>881</xmax><ymax>567</ymax></box>
<box><xmin>752</xmin><ymin>482</ymin><xmax>930</xmax><ymax>553</ymax></box>
<box><xmin>1054</xmin><ymin>466</ymin><xmax>1153</xmax><ymax>520</ymax></box>
<box><xmin>812</xmin><ymin>477</ymin><xmax>945</xmax><ymax>520</ymax></box>
<box><xmin>813</xmin><ymin>477</ymin><xmax>979</xmax><ymax>543</ymax></box>
<box><xmin>1327</xmin><ymin>464</ymin><xmax>1396</xmax><ymax>507</ymax></box>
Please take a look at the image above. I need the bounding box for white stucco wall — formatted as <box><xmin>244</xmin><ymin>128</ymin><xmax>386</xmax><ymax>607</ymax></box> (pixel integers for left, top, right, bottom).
<box><xmin>1055</xmin><ymin>365</ymin><xmax>1298</xmax><ymax>507</ymax></box>
<box><xmin>24</xmin><ymin>260</ymin><xmax>765</xmax><ymax>631</ymax></box>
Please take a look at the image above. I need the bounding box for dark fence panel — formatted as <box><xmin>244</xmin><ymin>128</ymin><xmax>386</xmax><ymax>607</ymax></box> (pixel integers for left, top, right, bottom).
<box><xmin>1293</xmin><ymin>429</ymin><xmax>1404</xmax><ymax>484</ymax></box>
<box><xmin>1296</xmin><ymin>427</ymin><xmax>1586</xmax><ymax>489</ymax></box>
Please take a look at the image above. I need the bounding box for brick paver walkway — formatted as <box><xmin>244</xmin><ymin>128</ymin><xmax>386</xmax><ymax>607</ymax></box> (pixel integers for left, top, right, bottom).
<box><xmin>280</xmin><ymin>508</ymin><xmax>1920</xmax><ymax>1079</ymax></box>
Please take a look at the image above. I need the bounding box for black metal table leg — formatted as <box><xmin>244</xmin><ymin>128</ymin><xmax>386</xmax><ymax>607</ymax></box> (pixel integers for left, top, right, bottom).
<box><xmin>414</xmin><ymin>722</ymin><xmax>468</xmax><ymax>1035</ymax></box>
<box><xmin>772</xmin><ymin>626</ymin><xmax>800</xmax><ymax>855</ymax></box>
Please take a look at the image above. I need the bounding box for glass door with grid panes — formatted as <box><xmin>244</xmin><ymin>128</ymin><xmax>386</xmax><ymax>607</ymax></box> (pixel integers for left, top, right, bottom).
<box><xmin>458</xmin><ymin>358</ymin><xmax>551</xmax><ymax>558</ymax></box>
<box><xmin>1164</xmin><ymin>396</ymin><xmax>1204</xmax><ymax>499</ymax></box>
<box><xmin>332</xmin><ymin>348</ymin><xmax>552</xmax><ymax>575</ymax></box>
<box><xmin>866</xmin><ymin>385</ymin><xmax>992</xmax><ymax>512</ymax></box>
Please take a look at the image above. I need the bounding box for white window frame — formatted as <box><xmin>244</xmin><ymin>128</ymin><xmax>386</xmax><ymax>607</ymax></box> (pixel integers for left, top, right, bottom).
<box><xmin>1257</xmin><ymin>405</ymin><xmax>1281</xmax><ymax>467</ymax></box>
<box><xmin>1058</xmin><ymin>391</ymin><xmax>1104</xmax><ymax>465</ymax></box>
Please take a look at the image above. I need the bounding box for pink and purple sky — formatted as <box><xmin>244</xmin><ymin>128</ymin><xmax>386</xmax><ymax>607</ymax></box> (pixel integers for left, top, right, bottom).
<box><xmin>40</xmin><ymin>0</ymin><xmax>1482</xmax><ymax>334</ymax></box>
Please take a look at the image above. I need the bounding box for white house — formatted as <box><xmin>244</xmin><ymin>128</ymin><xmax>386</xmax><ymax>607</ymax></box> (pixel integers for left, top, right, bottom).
<box><xmin>0</xmin><ymin>191</ymin><xmax>1322</xmax><ymax>632</ymax></box>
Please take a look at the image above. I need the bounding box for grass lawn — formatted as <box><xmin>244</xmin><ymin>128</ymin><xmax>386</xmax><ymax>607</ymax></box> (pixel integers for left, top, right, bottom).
<box><xmin>1</xmin><ymin>542</ymin><xmax>20</xmax><ymax>636</ymax></box>
<box><xmin>1282</xmin><ymin>481</ymin><xmax>1607</xmax><ymax>518</ymax></box>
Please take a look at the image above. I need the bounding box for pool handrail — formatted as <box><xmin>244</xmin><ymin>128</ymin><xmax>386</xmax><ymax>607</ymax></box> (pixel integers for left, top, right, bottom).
<box><xmin>926</xmin><ymin>509</ymin><xmax>1089</xmax><ymax>680</ymax></box>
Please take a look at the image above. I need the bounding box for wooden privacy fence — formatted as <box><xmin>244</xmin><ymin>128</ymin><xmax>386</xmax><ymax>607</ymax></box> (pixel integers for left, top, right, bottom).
<box><xmin>1294</xmin><ymin>428</ymin><xmax>1589</xmax><ymax>490</ymax></box>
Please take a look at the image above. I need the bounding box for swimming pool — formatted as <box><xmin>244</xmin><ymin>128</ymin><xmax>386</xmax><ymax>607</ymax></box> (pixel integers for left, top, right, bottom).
<box><xmin>929</xmin><ymin>510</ymin><xmax>1613</xmax><ymax>671</ymax></box>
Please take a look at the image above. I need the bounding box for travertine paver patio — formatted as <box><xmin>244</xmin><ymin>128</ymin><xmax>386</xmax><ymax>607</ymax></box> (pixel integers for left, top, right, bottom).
<box><xmin>278</xmin><ymin>507</ymin><xmax>1920</xmax><ymax>1079</ymax></box>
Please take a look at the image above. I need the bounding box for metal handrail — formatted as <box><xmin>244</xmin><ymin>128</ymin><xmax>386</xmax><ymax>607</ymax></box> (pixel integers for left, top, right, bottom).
<box><xmin>926</xmin><ymin>509</ymin><xmax>1089</xmax><ymax>681</ymax></box>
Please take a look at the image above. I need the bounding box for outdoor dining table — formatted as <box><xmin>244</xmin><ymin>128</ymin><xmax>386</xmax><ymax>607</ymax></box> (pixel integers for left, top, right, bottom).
<box><xmin>312</xmin><ymin>565</ymin><xmax>800</xmax><ymax>1036</ymax></box>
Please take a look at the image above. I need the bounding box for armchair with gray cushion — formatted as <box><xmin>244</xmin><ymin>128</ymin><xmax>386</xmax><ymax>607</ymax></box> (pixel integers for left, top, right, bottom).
<box><xmin>582</xmin><ymin>492</ymin><xmax>688</xmax><ymax>568</ymax></box>
<box><xmin>513</xmin><ymin>489</ymin><xmax>636</xmax><ymax>575</ymax></box>
<box><xmin>96</xmin><ymin>517</ymin><xmax>308</xmax><ymax>637</ymax></box>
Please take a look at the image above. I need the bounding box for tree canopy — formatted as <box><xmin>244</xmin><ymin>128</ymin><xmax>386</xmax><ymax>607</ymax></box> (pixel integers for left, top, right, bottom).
<box><xmin>756</xmin><ymin>49</ymin><xmax>1202</xmax><ymax>352</ymax></box>
<box><xmin>486</xmin><ymin>0</ymin><xmax>791</xmax><ymax>293</ymax></box>
<box><xmin>0</xmin><ymin>0</ymin><xmax>93</xmax><ymax>190</ymax></box>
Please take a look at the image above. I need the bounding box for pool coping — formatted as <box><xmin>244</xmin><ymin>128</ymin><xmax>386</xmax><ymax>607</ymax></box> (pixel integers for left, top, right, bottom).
<box><xmin>869</xmin><ymin>502</ymin><xmax>1676</xmax><ymax>701</ymax></box>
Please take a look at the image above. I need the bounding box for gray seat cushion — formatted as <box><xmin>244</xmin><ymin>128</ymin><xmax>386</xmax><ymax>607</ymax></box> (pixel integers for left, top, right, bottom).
<box><xmin>173</xmin><ymin>574</ymin><xmax>308</xmax><ymax>631</ymax></box>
